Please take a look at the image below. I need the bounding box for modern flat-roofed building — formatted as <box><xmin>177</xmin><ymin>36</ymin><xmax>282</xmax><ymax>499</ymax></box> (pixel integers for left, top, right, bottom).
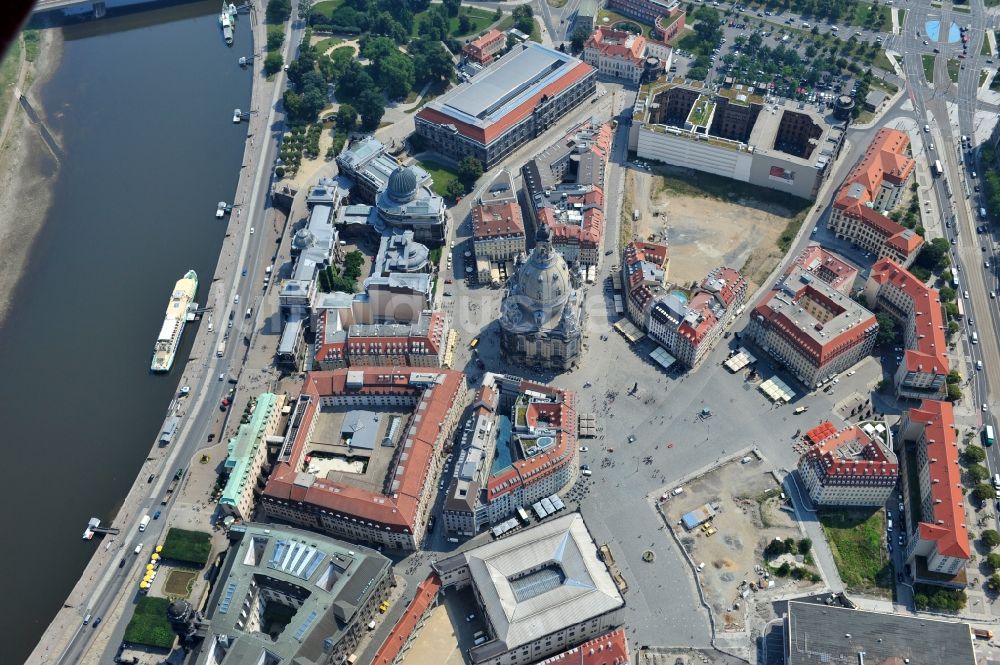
<box><xmin>442</xmin><ymin>373</ymin><xmax>577</xmax><ymax>536</ymax></box>
<box><xmin>864</xmin><ymin>258</ymin><xmax>948</xmax><ymax>400</ymax></box>
<box><xmin>828</xmin><ymin>128</ymin><xmax>922</xmax><ymax>266</ymax></box>
<box><xmin>745</xmin><ymin>265</ymin><xmax>878</xmax><ymax>387</ymax></box>
<box><xmin>464</xmin><ymin>29</ymin><xmax>506</xmax><ymax>64</ymax></box>
<box><xmin>574</xmin><ymin>0</ymin><xmax>598</xmax><ymax>34</ymax></box>
<box><xmin>631</xmin><ymin>80</ymin><xmax>844</xmax><ymax>200</ymax></box>
<box><xmin>898</xmin><ymin>400</ymin><xmax>971</xmax><ymax>587</ymax></box>
<box><xmin>521</xmin><ymin>118</ymin><xmax>612</xmax><ymax>267</ymax></box>
<box><xmin>583</xmin><ymin>27</ymin><xmax>649</xmax><ymax>83</ymax></box>
<box><xmin>415</xmin><ymin>43</ymin><xmax>597</xmax><ymax>169</ymax></box>
<box><xmin>185</xmin><ymin>523</ymin><xmax>393</xmax><ymax>665</ymax></box>
<box><xmin>797</xmin><ymin>422</ymin><xmax>897</xmax><ymax>506</ymax></box>
<box><xmin>784</xmin><ymin>600</ymin><xmax>976</xmax><ymax>665</ymax></box>
<box><xmin>260</xmin><ymin>368</ymin><xmax>468</xmax><ymax>550</ymax></box>
<box><xmin>607</xmin><ymin>0</ymin><xmax>679</xmax><ymax>26</ymax></box>
<box><xmin>219</xmin><ymin>393</ymin><xmax>287</xmax><ymax>521</ymax></box>
<box><xmin>433</xmin><ymin>513</ymin><xmax>625</xmax><ymax>665</ymax></box>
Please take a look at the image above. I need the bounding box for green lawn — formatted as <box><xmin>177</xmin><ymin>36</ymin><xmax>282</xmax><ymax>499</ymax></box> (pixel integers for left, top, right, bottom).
<box><xmin>22</xmin><ymin>30</ymin><xmax>39</xmax><ymax>63</ymax></box>
<box><xmin>850</xmin><ymin>2</ymin><xmax>891</xmax><ymax>29</ymax></box>
<box><xmin>495</xmin><ymin>14</ymin><xmax>542</xmax><ymax>42</ymax></box>
<box><xmin>873</xmin><ymin>49</ymin><xmax>894</xmax><ymax>73</ymax></box>
<box><xmin>313</xmin><ymin>36</ymin><xmax>343</xmax><ymax>54</ymax></box>
<box><xmin>922</xmin><ymin>54</ymin><xmax>936</xmax><ymax>83</ymax></box>
<box><xmin>160</xmin><ymin>528</ymin><xmax>212</xmax><ymax>567</ymax></box>
<box><xmin>417</xmin><ymin>158</ymin><xmax>460</xmax><ymax>198</ymax></box>
<box><xmin>412</xmin><ymin>5</ymin><xmax>496</xmax><ymax>39</ymax></box>
<box><xmin>123</xmin><ymin>596</ymin><xmax>175</xmax><ymax>650</ymax></box>
<box><xmin>952</xmin><ymin>3</ymin><xmax>971</xmax><ymax>12</ymax></box>
<box><xmin>983</xmin><ymin>35</ymin><xmax>993</xmax><ymax>56</ymax></box>
<box><xmin>819</xmin><ymin>508</ymin><xmax>893</xmax><ymax>592</ymax></box>
<box><xmin>947</xmin><ymin>59</ymin><xmax>960</xmax><ymax>83</ymax></box>
<box><xmin>0</xmin><ymin>35</ymin><xmax>21</xmax><ymax>146</ymax></box>
<box><xmin>982</xmin><ymin>69</ymin><xmax>991</xmax><ymax>88</ymax></box>
<box><xmin>988</xmin><ymin>0</ymin><xmax>1000</xmax><ymax>8</ymax></box>
<box><xmin>595</xmin><ymin>8</ymin><xmax>653</xmax><ymax>38</ymax></box>
<box><xmin>310</xmin><ymin>0</ymin><xmax>344</xmax><ymax>21</ymax></box>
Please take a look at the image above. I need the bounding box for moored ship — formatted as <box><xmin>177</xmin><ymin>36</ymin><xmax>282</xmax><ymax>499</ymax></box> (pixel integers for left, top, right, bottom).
<box><xmin>220</xmin><ymin>2</ymin><xmax>235</xmax><ymax>45</ymax></box>
<box><xmin>151</xmin><ymin>269</ymin><xmax>198</xmax><ymax>373</ymax></box>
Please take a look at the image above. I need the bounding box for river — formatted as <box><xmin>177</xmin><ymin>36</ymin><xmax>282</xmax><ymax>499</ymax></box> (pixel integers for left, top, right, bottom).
<box><xmin>2</xmin><ymin>2</ymin><xmax>251</xmax><ymax>659</ymax></box>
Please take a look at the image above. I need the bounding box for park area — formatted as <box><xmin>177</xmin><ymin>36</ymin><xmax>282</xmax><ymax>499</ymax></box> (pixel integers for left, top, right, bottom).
<box><xmin>123</xmin><ymin>596</ymin><xmax>175</xmax><ymax>650</ymax></box>
<box><xmin>818</xmin><ymin>507</ymin><xmax>893</xmax><ymax>594</ymax></box>
<box><xmin>163</xmin><ymin>569</ymin><xmax>198</xmax><ymax>599</ymax></box>
<box><xmin>626</xmin><ymin>168</ymin><xmax>810</xmax><ymax>289</ymax></box>
<box><xmin>659</xmin><ymin>457</ymin><xmax>821</xmax><ymax>633</ymax></box>
<box><xmin>160</xmin><ymin>528</ymin><xmax>212</xmax><ymax>568</ymax></box>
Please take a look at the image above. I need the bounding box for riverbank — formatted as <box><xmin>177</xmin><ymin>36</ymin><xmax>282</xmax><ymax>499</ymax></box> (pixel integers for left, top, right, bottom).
<box><xmin>0</xmin><ymin>27</ymin><xmax>62</xmax><ymax>323</ymax></box>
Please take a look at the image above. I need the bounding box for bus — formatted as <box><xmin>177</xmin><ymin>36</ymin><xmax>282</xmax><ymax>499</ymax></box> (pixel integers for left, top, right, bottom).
<box><xmin>955</xmin><ymin>296</ymin><xmax>965</xmax><ymax>319</ymax></box>
<box><xmin>933</xmin><ymin>160</ymin><xmax>944</xmax><ymax>176</ymax></box>
<box><xmin>985</xmin><ymin>425</ymin><xmax>995</xmax><ymax>447</ymax></box>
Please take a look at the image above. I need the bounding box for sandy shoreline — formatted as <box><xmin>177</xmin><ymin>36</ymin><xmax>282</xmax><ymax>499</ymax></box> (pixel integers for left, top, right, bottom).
<box><xmin>0</xmin><ymin>27</ymin><xmax>63</xmax><ymax>324</ymax></box>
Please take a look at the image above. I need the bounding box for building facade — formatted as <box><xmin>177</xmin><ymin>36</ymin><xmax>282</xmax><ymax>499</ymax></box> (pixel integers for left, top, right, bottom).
<box><xmin>499</xmin><ymin>225</ymin><xmax>585</xmax><ymax>371</ymax></box>
<box><xmin>828</xmin><ymin>128</ymin><xmax>922</xmax><ymax>266</ymax></box>
<box><xmin>219</xmin><ymin>393</ymin><xmax>287</xmax><ymax>521</ymax></box>
<box><xmin>415</xmin><ymin>43</ymin><xmax>597</xmax><ymax>169</ymax></box>
<box><xmin>463</xmin><ymin>29</ymin><xmax>506</xmax><ymax>64</ymax></box>
<box><xmin>583</xmin><ymin>27</ymin><xmax>648</xmax><ymax>83</ymax></box>
<box><xmin>797</xmin><ymin>422</ymin><xmax>897</xmax><ymax>506</ymax></box>
<box><xmin>260</xmin><ymin>368</ymin><xmax>468</xmax><ymax>551</ymax></box>
<box><xmin>898</xmin><ymin>400</ymin><xmax>971</xmax><ymax>586</ymax></box>
<box><xmin>622</xmin><ymin>240</ymin><xmax>669</xmax><ymax>326</ymax></box>
<box><xmin>864</xmin><ymin>258</ymin><xmax>948</xmax><ymax>400</ymax></box>
<box><xmin>746</xmin><ymin>265</ymin><xmax>878</xmax><ymax>387</ymax></box>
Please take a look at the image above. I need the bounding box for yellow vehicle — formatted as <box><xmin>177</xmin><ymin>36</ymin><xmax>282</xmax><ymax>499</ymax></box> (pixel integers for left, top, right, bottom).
<box><xmin>470</xmin><ymin>337</ymin><xmax>479</xmax><ymax>349</ymax></box>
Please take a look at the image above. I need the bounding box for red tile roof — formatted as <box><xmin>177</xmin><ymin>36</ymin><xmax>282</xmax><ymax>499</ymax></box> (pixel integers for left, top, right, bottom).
<box><xmin>486</xmin><ymin>380</ymin><xmax>577</xmax><ymax>499</ymax></box>
<box><xmin>788</xmin><ymin>244</ymin><xmax>858</xmax><ymax>294</ymax></box>
<box><xmin>371</xmin><ymin>573</ymin><xmax>443</xmax><ymax>665</ymax></box>
<box><xmin>464</xmin><ymin>29</ymin><xmax>506</xmax><ymax>63</ymax></box>
<box><xmin>314</xmin><ymin>312</ymin><xmax>447</xmax><ymax>367</ymax></box>
<box><xmin>416</xmin><ymin>60</ymin><xmax>595</xmax><ymax>146</ymax></box>
<box><xmin>868</xmin><ymin>258</ymin><xmax>948</xmax><ymax>377</ymax></box>
<box><xmin>535</xmin><ymin>627</ymin><xmax>630</xmax><ymax>665</ymax></box>
<box><xmin>800</xmin><ymin>424</ymin><xmax>897</xmax><ymax>480</ymax></box>
<box><xmin>907</xmin><ymin>400</ymin><xmax>970</xmax><ymax>560</ymax></box>
<box><xmin>585</xmin><ymin>27</ymin><xmax>647</xmax><ymax>67</ymax></box>
<box><xmin>262</xmin><ymin>368</ymin><xmax>465</xmax><ymax>533</ymax></box>
<box><xmin>472</xmin><ymin>201</ymin><xmax>525</xmax><ymax>240</ymax></box>
<box><xmin>805</xmin><ymin>421</ymin><xmax>838</xmax><ymax>445</ymax></box>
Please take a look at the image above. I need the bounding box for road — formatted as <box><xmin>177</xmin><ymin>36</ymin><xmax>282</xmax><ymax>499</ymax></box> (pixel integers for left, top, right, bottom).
<box><xmin>47</xmin><ymin>3</ymin><xmax>307</xmax><ymax>663</ymax></box>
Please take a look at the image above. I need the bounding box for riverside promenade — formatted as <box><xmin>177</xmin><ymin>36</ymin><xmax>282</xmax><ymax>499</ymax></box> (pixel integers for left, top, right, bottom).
<box><xmin>25</xmin><ymin>2</ymin><xmax>290</xmax><ymax>662</ymax></box>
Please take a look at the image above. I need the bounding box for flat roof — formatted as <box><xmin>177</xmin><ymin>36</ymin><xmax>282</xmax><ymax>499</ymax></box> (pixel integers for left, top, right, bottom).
<box><xmin>785</xmin><ymin>600</ymin><xmax>976</xmax><ymax>665</ymax></box>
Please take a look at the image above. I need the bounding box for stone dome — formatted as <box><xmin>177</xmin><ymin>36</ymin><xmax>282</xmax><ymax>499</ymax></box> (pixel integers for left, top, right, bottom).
<box><xmin>387</xmin><ymin>166</ymin><xmax>418</xmax><ymax>203</ymax></box>
<box><xmin>167</xmin><ymin>599</ymin><xmax>192</xmax><ymax>622</ymax></box>
<box><xmin>292</xmin><ymin>227</ymin><xmax>316</xmax><ymax>250</ymax></box>
<box><xmin>500</xmin><ymin>225</ymin><xmax>575</xmax><ymax>333</ymax></box>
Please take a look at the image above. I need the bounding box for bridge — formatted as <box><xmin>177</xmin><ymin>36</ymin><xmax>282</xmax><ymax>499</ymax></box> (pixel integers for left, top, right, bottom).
<box><xmin>82</xmin><ymin>518</ymin><xmax>121</xmax><ymax>539</ymax></box>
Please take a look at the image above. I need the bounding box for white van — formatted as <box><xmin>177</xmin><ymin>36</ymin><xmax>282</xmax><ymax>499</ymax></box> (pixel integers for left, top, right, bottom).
<box><xmin>993</xmin><ymin>474</ymin><xmax>1000</xmax><ymax>490</ymax></box>
<box><xmin>887</xmin><ymin>519</ymin><xmax>893</xmax><ymax>531</ymax></box>
<box><xmin>964</xmin><ymin>290</ymin><xmax>970</xmax><ymax>299</ymax></box>
<box><xmin>973</xmin><ymin>332</ymin><xmax>979</xmax><ymax>344</ymax></box>
<box><xmin>234</xmin><ymin>294</ymin><xmax>240</xmax><ymax>304</ymax></box>
<box><xmin>246</xmin><ymin>308</ymin><xmax>252</xmax><ymax>318</ymax></box>
<box><xmin>978</xmin><ymin>360</ymin><xmax>984</xmax><ymax>370</ymax></box>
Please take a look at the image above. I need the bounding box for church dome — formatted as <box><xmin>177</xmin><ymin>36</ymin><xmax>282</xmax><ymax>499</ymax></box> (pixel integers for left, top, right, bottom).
<box><xmin>500</xmin><ymin>225</ymin><xmax>574</xmax><ymax>333</ymax></box>
<box><xmin>292</xmin><ymin>228</ymin><xmax>315</xmax><ymax>250</ymax></box>
<box><xmin>387</xmin><ymin>166</ymin><xmax>418</xmax><ymax>203</ymax></box>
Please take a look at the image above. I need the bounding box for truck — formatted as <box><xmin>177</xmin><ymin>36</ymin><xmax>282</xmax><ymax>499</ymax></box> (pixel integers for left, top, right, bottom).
<box><xmin>138</xmin><ymin>515</ymin><xmax>151</xmax><ymax>532</ymax></box>
<box><xmin>933</xmin><ymin>159</ymin><xmax>944</xmax><ymax>176</ymax></box>
<box><xmin>217</xmin><ymin>340</ymin><xmax>226</xmax><ymax>357</ymax></box>
<box><xmin>633</xmin><ymin>208</ymin><xmax>641</xmax><ymax>221</ymax></box>
<box><xmin>974</xmin><ymin>628</ymin><xmax>994</xmax><ymax>640</ymax></box>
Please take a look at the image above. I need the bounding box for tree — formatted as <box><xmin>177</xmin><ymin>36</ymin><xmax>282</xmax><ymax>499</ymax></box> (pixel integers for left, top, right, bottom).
<box><xmin>512</xmin><ymin>4</ymin><xmax>534</xmax><ymax>34</ymax></box>
<box><xmin>369</xmin><ymin>49</ymin><xmax>414</xmax><ymax>100</ymax></box>
<box><xmin>987</xmin><ymin>553</ymin><xmax>1000</xmax><ymax>572</ymax></box>
<box><xmin>798</xmin><ymin>538</ymin><xmax>812</xmax><ymax>555</ymax></box>
<box><xmin>493</xmin><ymin>7</ymin><xmax>502</xmax><ymax>21</ymax></box>
<box><xmin>985</xmin><ymin>530</ymin><xmax>1000</xmax><ymax>548</ymax></box>
<box><xmin>989</xmin><ymin>574</ymin><xmax>1000</xmax><ymax>593</ymax></box>
<box><xmin>571</xmin><ymin>27</ymin><xmax>589</xmax><ymax>53</ymax></box>
<box><xmin>458</xmin><ymin>13</ymin><xmax>472</xmax><ymax>34</ymax></box>
<box><xmin>457</xmin><ymin>156</ymin><xmax>483</xmax><ymax>187</ymax></box>
<box><xmin>355</xmin><ymin>88</ymin><xmax>386</xmax><ymax>130</ymax></box>
<box><xmin>939</xmin><ymin>286</ymin><xmax>956</xmax><ymax>302</ymax></box>
<box><xmin>264</xmin><ymin>51</ymin><xmax>284</xmax><ymax>75</ymax></box>
<box><xmin>968</xmin><ymin>464</ymin><xmax>990</xmax><ymax>483</ymax></box>
<box><xmin>336</xmin><ymin>104</ymin><xmax>357</xmax><ymax>131</ymax></box>
<box><xmin>446</xmin><ymin>179</ymin><xmax>466</xmax><ymax>198</ymax></box>
<box><xmin>443</xmin><ymin>0</ymin><xmax>461</xmax><ymax>17</ymax></box>
<box><xmin>267</xmin><ymin>25</ymin><xmax>285</xmax><ymax>51</ymax></box>
<box><xmin>975</xmin><ymin>484</ymin><xmax>998</xmax><ymax>503</ymax></box>
<box><xmin>965</xmin><ymin>445</ymin><xmax>987</xmax><ymax>464</ymax></box>
<box><xmin>764</xmin><ymin>539</ymin><xmax>787</xmax><ymax>558</ymax></box>
<box><xmin>875</xmin><ymin>312</ymin><xmax>898</xmax><ymax>347</ymax></box>
<box><xmin>776</xmin><ymin>562</ymin><xmax>791</xmax><ymax>577</ymax></box>
<box><xmin>266</xmin><ymin>0</ymin><xmax>292</xmax><ymax>24</ymax></box>
<box><xmin>915</xmin><ymin>237</ymin><xmax>950</xmax><ymax>272</ymax></box>
<box><xmin>336</xmin><ymin>60</ymin><xmax>375</xmax><ymax>101</ymax></box>
<box><xmin>412</xmin><ymin>39</ymin><xmax>454</xmax><ymax>84</ymax></box>
<box><xmin>947</xmin><ymin>383</ymin><xmax>963</xmax><ymax>402</ymax></box>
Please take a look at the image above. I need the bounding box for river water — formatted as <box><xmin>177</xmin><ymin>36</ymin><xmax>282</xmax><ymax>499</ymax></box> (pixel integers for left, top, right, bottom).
<box><xmin>2</xmin><ymin>2</ymin><xmax>250</xmax><ymax>659</ymax></box>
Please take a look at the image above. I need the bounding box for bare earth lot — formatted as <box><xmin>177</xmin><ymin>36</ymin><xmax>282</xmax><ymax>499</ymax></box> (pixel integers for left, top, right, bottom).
<box><xmin>629</xmin><ymin>168</ymin><xmax>806</xmax><ymax>289</ymax></box>
<box><xmin>660</xmin><ymin>458</ymin><xmax>820</xmax><ymax>632</ymax></box>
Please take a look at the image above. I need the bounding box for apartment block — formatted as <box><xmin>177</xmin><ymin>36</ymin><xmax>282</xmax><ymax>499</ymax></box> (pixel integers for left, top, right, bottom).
<box><xmin>797</xmin><ymin>421</ymin><xmax>897</xmax><ymax>507</ymax></box>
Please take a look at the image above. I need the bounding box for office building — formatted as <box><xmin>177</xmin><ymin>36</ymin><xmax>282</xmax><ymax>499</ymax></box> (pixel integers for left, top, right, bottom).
<box><xmin>797</xmin><ymin>421</ymin><xmax>897</xmax><ymax>507</ymax></box>
<box><xmin>583</xmin><ymin>27</ymin><xmax>653</xmax><ymax>83</ymax></box>
<box><xmin>864</xmin><ymin>258</ymin><xmax>948</xmax><ymax>400</ymax></box>
<box><xmin>622</xmin><ymin>240</ymin><xmax>669</xmax><ymax>327</ymax></box>
<box><xmin>746</xmin><ymin>265</ymin><xmax>878</xmax><ymax>387</ymax></box>
<box><xmin>463</xmin><ymin>29</ymin><xmax>506</xmax><ymax>64</ymax></box>
<box><xmin>433</xmin><ymin>513</ymin><xmax>625</xmax><ymax>665</ymax></box>
<box><xmin>415</xmin><ymin>43</ymin><xmax>597</xmax><ymax>169</ymax></box>
<box><xmin>219</xmin><ymin>393</ymin><xmax>287</xmax><ymax>521</ymax></box>
<box><xmin>787</xmin><ymin>243</ymin><xmax>858</xmax><ymax>295</ymax></box>
<box><xmin>260</xmin><ymin>368</ymin><xmax>468</xmax><ymax>551</ymax></box>
<box><xmin>442</xmin><ymin>373</ymin><xmax>577</xmax><ymax>536</ymax></box>
<box><xmin>828</xmin><ymin>128</ymin><xmax>922</xmax><ymax>266</ymax></box>
<box><xmin>472</xmin><ymin>170</ymin><xmax>526</xmax><ymax>264</ymax></box>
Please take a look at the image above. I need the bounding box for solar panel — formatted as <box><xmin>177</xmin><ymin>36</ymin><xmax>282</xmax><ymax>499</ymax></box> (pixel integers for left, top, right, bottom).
<box><xmin>302</xmin><ymin>551</ymin><xmax>326</xmax><ymax>580</ymax></box>
<box><xmin>293</xmin><ymin>610</ymin><xmax>319</xmax><ymax>641</ymax></box>
<box><xmin>218</xmin><ymin>582</ymin><xmax>238</xmax><ymax>614</ymax></box>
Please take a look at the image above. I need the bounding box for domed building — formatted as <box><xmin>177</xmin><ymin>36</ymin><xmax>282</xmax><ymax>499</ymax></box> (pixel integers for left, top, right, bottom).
<box><xmin>499</xmin><ymin>224</ymin><xmax>584</xmax><ymax>371</ymax></box>
<box><xmin>374</xmin><ymin>165</ymin><xmax>448</xmax><ymax>245</ymax></box>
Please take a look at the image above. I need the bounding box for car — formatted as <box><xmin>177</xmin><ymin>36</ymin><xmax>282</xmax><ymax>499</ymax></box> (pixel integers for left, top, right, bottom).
<box><xmin>443</xmin><ymin>291</ymin><xmax>452</xmax><ymax>296</ymax></box>
<box><xmin>579</xmin><ymin>446</ymin><xmax>589</xmax><ymax>452</ymax></box>
<box><xmin>241</xmin><ymin>268</ymin><xmax>247</xmax><ymax>276</ymax></box>
<box><xmin>444</xmin><ymin>278</ymin><xmax>452</xmax><ymax>284</ymax></box>
<box><xmin>219</xmin><ymin>373</ymin><xmax>225</xmax><ymax>381</ymax></box>
<box><xmin>923</xmin><ymin>40</ymin><xmax>928</xmax><ymax>45</ymax></box>
<box><xmin>147</xmin><ymin>474</ymin><xmax>155</xmax><ymax>483</ymax></box>
<box><xmin>92</xmin><ymin>617</ymin><xmax>102</xmax><ymax>627</ymax></box>
<box><xmin>153</xmin><ymin>510</ymin><xmax>161</xmax><ymax>520</ymax></box>
<box><xmin>249</xmin><ymin>227</ymin><xmax>254</xmax><ymax>235</ymax></box>
<box><xmin>208</xmin><ymin>433</ymin><xmax>215</xmax><ymax>442</ymax></box>
<box><xmin>466</xmin><ymin>614</ymin><xmax>476</xmax><ymax>622</ymax></box>
<box><xmin>933</xmin><ymin>47</ymin><xmax>940</xmax><ymax>53</ymax></box>
<box><xmin>984</xmin><ymin>403</ymin><xmax>989</xmax><ymax>412</ymax></box>
<box><xmin>580</xmin><ymin>464</ymin><xmax>590</xmax><ymax>471</ymax></box>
